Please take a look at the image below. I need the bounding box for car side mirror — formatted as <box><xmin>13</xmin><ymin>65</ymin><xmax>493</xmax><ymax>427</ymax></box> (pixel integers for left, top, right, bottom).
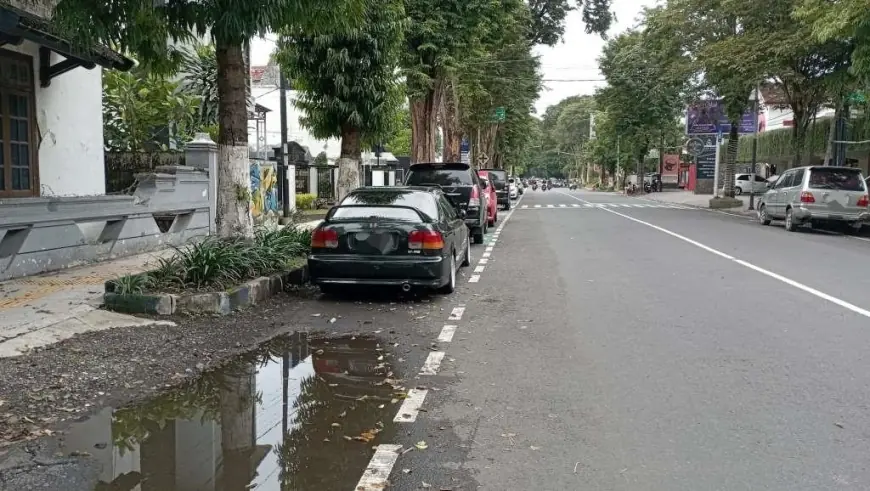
<box><xmin>459</xmin><ymin>209</ymin><xmax>467</xmax><ymax>218</ymax></box>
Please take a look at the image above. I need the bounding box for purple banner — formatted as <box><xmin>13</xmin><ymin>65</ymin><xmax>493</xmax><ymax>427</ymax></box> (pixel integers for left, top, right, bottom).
<box><xmin>686</xmin><ymin>100</ymin><xmax>756</xmax><ymax>135</ymax></box>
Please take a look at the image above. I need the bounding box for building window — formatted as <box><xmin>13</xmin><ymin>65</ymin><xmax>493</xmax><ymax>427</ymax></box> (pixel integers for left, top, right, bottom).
<box><xmin>0</xmin><ymin>50</ymin><xmax>36</xmax><ymax>198</ymax></box>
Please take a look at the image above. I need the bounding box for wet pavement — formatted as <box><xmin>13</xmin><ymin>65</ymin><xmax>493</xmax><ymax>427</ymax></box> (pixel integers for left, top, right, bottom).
<box><xmin>47</xmin><ymin>333</ymin><xmax>404</xmax><ymax>491</ymax></box>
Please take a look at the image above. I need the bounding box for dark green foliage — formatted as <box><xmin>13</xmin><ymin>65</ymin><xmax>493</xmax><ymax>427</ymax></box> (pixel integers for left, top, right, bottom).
<box><xmin>275</xmin><ymin>0</ymin><xmax>405</xmax><ymax>145</ymax></box>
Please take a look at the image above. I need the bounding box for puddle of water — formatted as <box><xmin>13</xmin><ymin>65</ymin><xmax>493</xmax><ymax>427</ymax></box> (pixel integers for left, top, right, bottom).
<box><xmin>56</xmin><ymin>333</ymin><xmax>404</xmax><ymax>491</ymax></box>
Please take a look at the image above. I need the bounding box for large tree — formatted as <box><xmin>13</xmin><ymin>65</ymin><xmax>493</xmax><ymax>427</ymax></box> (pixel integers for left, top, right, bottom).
<box><xmin>54</xmin><ymin>0</ymin><xmax>361</xmax><ymax>238</ymax></box>
<box><xmin>277</xmin><ymin>0</ymin><xmax>404</xmax><ymax>200</ymax></box>
<box><xmin>596</xmin><ymin>30</ymin><xmax>685</xmax><ymax>190</ymax></box>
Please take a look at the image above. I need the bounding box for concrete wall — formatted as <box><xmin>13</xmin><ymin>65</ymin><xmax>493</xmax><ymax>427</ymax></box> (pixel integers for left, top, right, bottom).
<box><xmin>2</xmin><ymin>42</ymin><xmax>105</xmax><ymax>197</ymax></box>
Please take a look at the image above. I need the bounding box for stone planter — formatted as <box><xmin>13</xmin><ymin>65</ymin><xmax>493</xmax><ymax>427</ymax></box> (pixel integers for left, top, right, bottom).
<box><xmin>104</xmin><ymin>265</ymin><xmax>308</xmax><ymax>316</ymax></box>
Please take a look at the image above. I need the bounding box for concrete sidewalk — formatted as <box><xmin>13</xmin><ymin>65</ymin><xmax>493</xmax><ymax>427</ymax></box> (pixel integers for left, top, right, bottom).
<box><xmin>0</xmin><ymin>251</ymin><xmax>175</xmax><ymax>358</ymax></box>
<box><xmin>628</xmin><ymin>190</ymin><xmax>758</xmax><ymax>215</ymax></box>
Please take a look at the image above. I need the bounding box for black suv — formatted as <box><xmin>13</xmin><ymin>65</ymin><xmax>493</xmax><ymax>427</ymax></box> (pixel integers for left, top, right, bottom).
<box><xmin>405</xmin><ymin>162</ymin><xmax>488</xmax><ymax>244</ymax></box>
<box><xmin>480</xmin><ymin>168</ymin><xmax>509</xmax><ymax>210</ymax></box>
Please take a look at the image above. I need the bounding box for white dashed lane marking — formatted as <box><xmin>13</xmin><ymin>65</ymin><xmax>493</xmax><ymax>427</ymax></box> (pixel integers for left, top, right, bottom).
<box><xmin>448</xmin><ymin>306</ymin><xmax>465</xmax><ymax>320</ymax></box>
<box><xmin>437</xmin><ymin>325</ymin><xmax>457</xmax><ymax>342</ymax></box>
<box><xmin>419</xmin><ymin>351</ymin><xmax>445</xmax><ymax>375</ymax></box>
<box><xmin>474</xmin><ymin>265</ymin><xmax>485</xmax><ymax>273</ymax></box>
<box><xmin>468</xmin><ymin>275</ymin><xmax>480</xmax><ymax>283</ymax></box>
<box><xmin>394</xmin><ymin>388</ymin><xmax>428</xmax><ymax>423</ymax></box>
<box><xmin>355</xmin><ymin>444</ymin><xmax>402</xmax><ymax>491</ymax></box>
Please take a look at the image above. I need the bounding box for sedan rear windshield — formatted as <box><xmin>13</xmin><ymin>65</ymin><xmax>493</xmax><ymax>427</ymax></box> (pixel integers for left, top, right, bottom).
<box><xmin>808</xmin><ymin>168</ymin><xmax>865</xmax><ymax>191</ymax></box>
<box><xmin>331</xmin><ymin>207</ymin><xmax>424</xmax><ymax>222</ymax></box>
<box><xmin>484</xmin><ymin>171</ymin><xmax>506</xmax><ymax>181</ymax></box>
<box><xmin>406</xmin><ymin>169</ymin><xmax>473</xmax><ymax>186</ymax></box>
<box><xmin>339</xmin><ymin>192</ymin><xmax>438</xmax><ymax>219</ymax></box>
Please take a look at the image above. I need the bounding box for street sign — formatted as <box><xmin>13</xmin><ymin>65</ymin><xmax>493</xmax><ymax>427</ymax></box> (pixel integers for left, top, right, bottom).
<box><xmin>848</xmin><ymin>92</ymin><xmax>867</xmax><ymax>104</ymax></box>
<box><xmin>460</xmin><ymin>137</ymin><xmax>470</xmax><ymax>164</ymax></box>
<box><xmin>494</xmin><ymin>107</ymin><xmax>506</xmax><ymax>122</ymax></box>
<box><xmin>685</xmin><ymin>137</ymin><xmax>705</xmax><ymax>157</ymax></box>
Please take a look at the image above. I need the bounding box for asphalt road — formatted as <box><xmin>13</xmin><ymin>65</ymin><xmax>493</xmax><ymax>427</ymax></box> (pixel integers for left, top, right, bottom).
<box><xmin>376</xmin><ymin>188</ymin><xmax>870</xmax><ymax>491</ymax></box>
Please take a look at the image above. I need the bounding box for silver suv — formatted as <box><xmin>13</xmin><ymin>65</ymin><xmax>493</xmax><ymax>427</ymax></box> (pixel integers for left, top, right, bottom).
<box><xmin>757</xmin><ymin>166</ymin><xmax>869</xmax><ymax>232</ymax></box>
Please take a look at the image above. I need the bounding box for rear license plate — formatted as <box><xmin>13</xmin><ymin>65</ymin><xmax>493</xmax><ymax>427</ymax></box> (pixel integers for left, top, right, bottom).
<box><xmin>352</xmin><ymin>232</ymin><xmax>397</xmax><ymax>253</ymax></box>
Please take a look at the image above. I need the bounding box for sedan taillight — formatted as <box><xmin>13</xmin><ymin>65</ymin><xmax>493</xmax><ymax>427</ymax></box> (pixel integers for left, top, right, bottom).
<box><xmin>311</xmin><ymin>227</ymin><xmax>338</xmax><ymax>248</ymax></box>
<box><xmin>408</xmin><ymin>230</ymin><xmax>444</xmax><ymax>250</ymax></box>
<box><xmin>857</xmin><ymin>195</ymin><xmax>869</xmax><ymax>207</ymax></box>
<box><xmin>800</xmin><ymin>191</ymin><xmax>815</xmax><ymax>203</ymax></box>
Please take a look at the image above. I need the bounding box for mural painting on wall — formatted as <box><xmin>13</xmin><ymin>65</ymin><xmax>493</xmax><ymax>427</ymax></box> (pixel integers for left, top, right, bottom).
<box><xmin>250</xmin><ymin>162</ymin><xmax>279</xmax><ymax>217</ymax></box>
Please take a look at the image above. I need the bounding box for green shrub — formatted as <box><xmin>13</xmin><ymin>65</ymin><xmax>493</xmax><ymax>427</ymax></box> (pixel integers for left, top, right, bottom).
<box><xmin>115</xmin><ymin>226</ymin><xmax>312</xmax><ymax>293</ymax></box>
<box><xmin>296</xmin><ymin>193</ymin><xmax>316</xmax><ymax>210</ymax></box>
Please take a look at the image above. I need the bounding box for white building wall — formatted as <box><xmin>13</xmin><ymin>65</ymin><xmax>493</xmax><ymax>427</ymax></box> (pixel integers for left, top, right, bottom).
<box><xmin>3</xmin><ymin>42</ymin><xmax>105</xmax><ymax>197</ymax></box>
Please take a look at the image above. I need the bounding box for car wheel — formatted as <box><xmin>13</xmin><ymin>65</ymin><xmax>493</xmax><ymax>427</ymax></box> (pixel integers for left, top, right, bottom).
<box><xmin>439</xmin><ymin>252</ymin><xmax>456</xmax><ymax>294</ymax></box>
<box><xmin>473</xmin><ymin>227</ymin><xmax>484</xmax><ymax>244</ymax></box>
<box><xmin>735</xmin><ymin>186</ymin><xmax>743</xmax><ymax>195</ymax></box>
<box><xmin>758</xmin><ymin>204</ymin><xmax>771</xmax><ymax>226</ymax></box>
<box><xmin>461</xmin><ymin>236</ymin><xmax>471</xmax><ymax>266</ymax></box>
<box><xmin>319</xmin><ymin>284</ymin><xmax>339</xmax><ymax>296</ymax></box>
<box><xmin>488</xmin><ymin>217</ymin><xmax>495</xmax><ymax>227</ymax></box>
<box><xmin>784</xmin><ymin>208</ymin><xmax>797</xmax><ymax>232</ymax></box>
<box><xmin>843</xmin><ymin>222</ymin><xmax>863</xmax><ymax>235</ymax></box>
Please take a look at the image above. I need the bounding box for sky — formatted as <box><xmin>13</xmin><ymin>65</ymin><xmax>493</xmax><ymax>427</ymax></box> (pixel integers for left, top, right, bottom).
<box><xmin>249</xmin><ymin>0</ymin><xmax>657</xmax><ymax>115</ymax></box>
<box><xmin>532</xmin><ymin>0</ymin><xmax>657</xmax><ymax>114</ymax></box>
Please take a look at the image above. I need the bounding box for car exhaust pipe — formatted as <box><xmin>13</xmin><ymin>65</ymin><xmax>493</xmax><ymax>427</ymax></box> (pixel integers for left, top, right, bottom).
<box><xmin>401</xmin><ymin>283</ymin><xmax>412</xmax><ymax>292</ymax></box>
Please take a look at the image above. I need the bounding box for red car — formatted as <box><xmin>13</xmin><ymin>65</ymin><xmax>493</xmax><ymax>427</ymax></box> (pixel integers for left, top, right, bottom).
<box><xmin>477</xmin><ymin>171</ymin><xmax>498</xmax><ymax>227</ymax></box>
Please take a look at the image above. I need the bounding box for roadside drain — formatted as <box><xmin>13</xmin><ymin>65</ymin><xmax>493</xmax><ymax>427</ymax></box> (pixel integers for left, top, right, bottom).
<box><xmin>55</xmin><ymin>332</ymin><xmax>403</xmax><ymax>491</ymax></box>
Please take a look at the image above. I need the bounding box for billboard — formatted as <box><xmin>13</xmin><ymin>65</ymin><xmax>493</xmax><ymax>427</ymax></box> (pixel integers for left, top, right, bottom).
<box><xmin>662</xmin><ymin>154</ymin><xmax>681</xmax><ymax>177</ymax></box>
<box><xmin>686</xmin><ymin>100</ymin><xmax>756</xmax><ymax>135</ymax></box>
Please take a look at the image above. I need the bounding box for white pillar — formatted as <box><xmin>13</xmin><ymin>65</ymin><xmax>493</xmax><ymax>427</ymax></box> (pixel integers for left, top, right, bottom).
<box><xmin>185</xmin><ymin>133</ymin><xmax>218</xmax><ymax>234</ymax></box>
<box><xmin>309</xmin><ymin>167</ymin><xmax>318</xmax><ymax>197</ymax></box>
<box><xmin>286</xmin><ymin>165</ymin><xmax>297</xmax><ymax>210</ymax></box>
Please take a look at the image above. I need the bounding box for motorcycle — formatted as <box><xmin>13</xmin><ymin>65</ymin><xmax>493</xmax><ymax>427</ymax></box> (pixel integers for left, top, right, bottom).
<box><xmin>569</xmin><ymin>184</ymin><xmax>578</xmax><ymax>190</ymax></box>
<box><xmin>643</xmin><ymin>182</ymin><xmax>652</xmax><ymax>193</ymax></box>
<box><xmin>532</xmin><ymin>184</ymin><xmax>538</xmax><ymax>191</ymax></box>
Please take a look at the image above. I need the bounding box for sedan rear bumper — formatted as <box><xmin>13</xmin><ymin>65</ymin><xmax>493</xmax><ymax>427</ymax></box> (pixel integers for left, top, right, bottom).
<box><xmin>309</xmin><ymin>254</ymin><xmax>446</xmax><ymax>287</ymax></box>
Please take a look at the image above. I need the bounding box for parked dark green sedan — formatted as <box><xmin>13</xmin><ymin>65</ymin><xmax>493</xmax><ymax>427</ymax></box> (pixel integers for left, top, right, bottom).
<box><xmin>308</xmin><ymin>187</ymin><xmax>471</xmax><ymax>294</ymax></box>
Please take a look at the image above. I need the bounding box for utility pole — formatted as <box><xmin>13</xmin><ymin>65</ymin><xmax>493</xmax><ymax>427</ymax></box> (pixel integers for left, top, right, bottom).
<box><xmin>279</xmin><ymin>70</ymin><xmax>291</xmax><ymax>218</ymax></box>
<box><xmin>748</xmin><ymin>85</ymin><xmax>759</xmax><ymax>211</ymax></box>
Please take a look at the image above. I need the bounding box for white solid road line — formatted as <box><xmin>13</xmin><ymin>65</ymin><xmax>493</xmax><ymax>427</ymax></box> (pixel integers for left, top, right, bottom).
<box><xmin>420</xmin><ymin>351</ymin><xmax>445</xmax><ymax>375</ymax></box>
<box><xmin>448</xmin><ymin>306</ymin><xmax>465</xmax><ymax>320</ymax></box>
<box><xmin>394</xmin><ymin>388</ymin><xmax>428</xmax><ymax>423</ymax></box>
<box><xmin>556</xmin><ymin>191</ymin><xmax>870</xmax><ymax>320</ymax></box>
<box><xmin>355</xmin><ymin>444</ymin><xmax>403</xmax><ymax>491</ymax></box>
<box><xmin>437</xmin><ymin>324</ymin><xmax>457</xmax><ymax>342</ymax></box>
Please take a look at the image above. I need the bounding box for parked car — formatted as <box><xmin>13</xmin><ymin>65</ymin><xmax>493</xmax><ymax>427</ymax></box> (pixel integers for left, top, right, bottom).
<box><xmin>757</xmin><ymin>166</ymin><xmax>869</xmax><ymax>233</ymax></box>
<box><xmin>479</xmin><ymin>168</ymin><xmax>510</xmax><ymax>210</ymax></box>
<box><xmin>308</xmin><ymin>187</ymin><xmax>471</xmax><ymax>294</ymax></box>
<box><xmin>732</xmin><ymin>173</ymin><xmax>768</xmax><ymax>195</ymax></box>
<box><xmin>479</xmin><ymin>175</ymin><xmax>498</xmax><ymax>227</ymax></box>
<box><xmin>405</xmin><ymin>162</ymin><xmax>488</xmax><ymax>244</ymax></box>
<box><xmin>508</xmin><ymin>178</ymin><xmax>519</xmax><ymax>199</ymax></box>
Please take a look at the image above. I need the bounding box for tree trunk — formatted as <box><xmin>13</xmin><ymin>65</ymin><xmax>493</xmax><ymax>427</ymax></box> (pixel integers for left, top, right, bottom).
<box><xmin>585</xmin><ymin>162</ymin><xmax>593</xmax><ymax>184</ymax></box>
<box><xmin>214</xmin><ymin>36</ymin><xmax>254</xmax><ymax>238</ymax></box>
<box><xmin>441</xmin><ymin>78</ymin><xmax>462</xmax><ymax>162</ymax></box>
<box><xmin>791</xmin><ymin>108</ymin><xmax>809</xmax><ymax>167</ymax></box>
<box><xmin>823</xmin><ymin>106</ymin><xmax>838</xmax><ymax>166</ymax></box>
<box><xmin>220</xmin><ymin>364</ymin><xmax>256</xmax><ymax>489</ymax></box>
<box><xmin>477</xmin><ymin>124</ymin><xmax>499</xmax><ymax>167</ymax></box>
<box><xmin>722</xmin><ymin>123</ymin><xmax>739</xmax><ymax>198</ymax></box>
<box><xmin>409</xmin><ymin>82</ymin><xmax>444</xmax><ymax>164</ymax></box>
<box><xmin>337</xmin><ymin>126</ymin><xmax>362</xmax><ymax>202</ymax></box>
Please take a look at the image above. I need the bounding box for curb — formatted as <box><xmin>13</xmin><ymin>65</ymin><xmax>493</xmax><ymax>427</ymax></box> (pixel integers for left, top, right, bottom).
<box><xmin>626</xmin><ymin>194</ymin><xmax>756</xmax><ymax>217</ymax></box>
<box><xmin>104</xmin><ymin>264</ymin><xmax>309</xmax><ymax>316</ymax></box>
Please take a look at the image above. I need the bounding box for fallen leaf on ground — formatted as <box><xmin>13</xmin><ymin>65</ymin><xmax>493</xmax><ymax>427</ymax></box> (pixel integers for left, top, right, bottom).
<box><xmin>311</xmin><ymin>313</ymin><xmax>322</xmax><ymax>317</ymax></box>
<box><xmin>329</xmin><ymin>317</ymin><xmax>337</xmax><ymax>323</ymax></box>
<box><xmin>402</xmin><ymin>468</ymin><xmax>411</xmax><ymax>474</ymax></box>
<box><xmin>415</xmin><ymin>441</ymin><xmax>428</xmax><ymax>450</ymax></box>
<box><xmin>343</xmin><ymin>436</ymin><xmax>353</xmax><ymax>441</ymax></box>
<box><xmin>331</xmin><ymin>423</ymin><xmax>341</xmax><ymax>428</ymax></box>
<box><xmin>835</xmin><ymin>422</ymin><xmax>845</xmax><ymax>428</ymax></box>
<box><xmin>530</xmin><ymin>446</ymin><xmax>541</xmax><ymax>451</ymax></box>
<box><xmin>421</xmin><ymin>482</ymin><xmax>432</xmax><ymax>488</ymax></box>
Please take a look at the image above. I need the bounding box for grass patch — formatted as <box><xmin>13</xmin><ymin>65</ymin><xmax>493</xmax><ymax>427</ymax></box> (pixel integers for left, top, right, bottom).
<box><xmin>110</xmin><ymin>226</ymin><xmax>311</xmax><ymax>294</ymax></box>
